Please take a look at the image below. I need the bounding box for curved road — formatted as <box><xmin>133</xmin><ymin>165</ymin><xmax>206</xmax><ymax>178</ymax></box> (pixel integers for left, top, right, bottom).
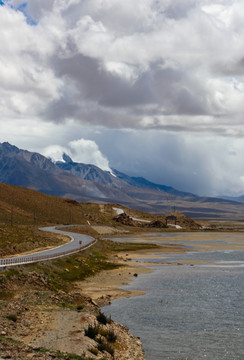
<box><xmin>0</xmin><ymin>225</ymin><xmax>96</xmax><ymax>268</ymax></box>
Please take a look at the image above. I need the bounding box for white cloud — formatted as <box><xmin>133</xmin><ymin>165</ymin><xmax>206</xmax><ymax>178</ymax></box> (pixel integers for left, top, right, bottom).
<box><xmin>0</xmin><ymin>4</ymin><xmax>62</xmax><ymax>119</ymax></box>
<box><xmin>104</xmin><ymin>62</ymin><xmax>141</xmax><ymax>83</ymax></box>
<box><xmin>69</xmin><ymin>138</ymin><xmax>111</xmax><ymax>171</ymax></box>
<box><xmin>41</xmin><ymin>144</ymin><xmax>69</xmax><ymax>162</ymax></box>
<box><xmin>42</xmin><ymin>138</ymin><xmax>112</xmax><ymax>172</ymax></box>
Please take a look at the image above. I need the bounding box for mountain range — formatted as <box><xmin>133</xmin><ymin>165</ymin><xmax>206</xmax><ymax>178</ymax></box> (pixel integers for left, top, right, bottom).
<box><xmin>1</xmin><ymin>141</ymin><xmax>244</xmax><ymax>220</ymax></box>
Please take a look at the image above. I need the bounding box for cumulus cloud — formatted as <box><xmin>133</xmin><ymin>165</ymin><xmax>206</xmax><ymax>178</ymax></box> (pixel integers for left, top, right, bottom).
<box><xmin>42</xmin><ymin>138</ymin><xmax>112</xmax><ymax>172</ymax></box>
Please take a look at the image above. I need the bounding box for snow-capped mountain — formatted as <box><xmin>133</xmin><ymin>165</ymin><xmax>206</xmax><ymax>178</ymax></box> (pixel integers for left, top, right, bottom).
<box><xmin>56</xmin><ymin>153</ymin><xmax>124</xmax><ymax>188</ymax></box>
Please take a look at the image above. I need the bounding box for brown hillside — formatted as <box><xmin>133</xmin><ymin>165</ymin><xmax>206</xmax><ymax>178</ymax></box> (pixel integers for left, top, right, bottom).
<box><xmin>0</xmin><ymin>182</ymin><xmax>163</xmax><ymax>227</ymax></box>
<box><xmin>0</xmin><ymin>182</ymin><xmax>116</xmax><ymax>226</ymax></box>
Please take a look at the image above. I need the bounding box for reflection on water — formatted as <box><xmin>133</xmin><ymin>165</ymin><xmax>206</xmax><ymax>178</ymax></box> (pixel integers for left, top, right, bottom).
<box><xmin>103</xmin><ymin>232</ymin><xmax>244</xmax><ymax>360</ymax></box>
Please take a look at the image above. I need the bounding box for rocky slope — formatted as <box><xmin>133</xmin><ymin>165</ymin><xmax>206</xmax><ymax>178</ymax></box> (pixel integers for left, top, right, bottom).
<box><xmin>0</xmin><ymin>142</ymin><xmax>130</xmax><ymax>201</ymax></box>
<box><xmin>0</xmin><ymin>290</ymin><xmax>145</xmax><ymax>360</ymax></box>
<box><xmin>0</xmin><ymin>254</ymin><xmax>145</xmax><ymax>360</ymax></box>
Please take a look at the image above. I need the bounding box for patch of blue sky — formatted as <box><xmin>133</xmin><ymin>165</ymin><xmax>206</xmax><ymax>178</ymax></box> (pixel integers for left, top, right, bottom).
<box><xmin>0</xmin><ymin>1</ymin><xmax>37</xmax><ymax>25</ymax></box>
<box><xmin>0</xmin><ymin>0</ymin><xmax>10</xmax><ymax>6</ymax></box>
<box><xmin>17</xmin><ymin>2</ymin><xmax>37</xmax><ymax>25</ymax></box>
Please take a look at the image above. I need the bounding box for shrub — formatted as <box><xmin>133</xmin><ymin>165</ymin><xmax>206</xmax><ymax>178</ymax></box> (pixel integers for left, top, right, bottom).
<box><xmin>96</xmin><ymin>312</ymin><xmax>110</xmax><ymax>325</ymax></box>
<box><xmin>76</xmin><ymin>305</ymin><xmax>84</xmax><ymax>312</ymax></box>
<box><xmin>84</xmin><ymin>325</ymin><xmax>99</xmax><ymax>339</ymax></box>
<box><xmin>97</xmin><ymin>338</ymin><xmax>114</xmax><ymax>356</ymax></box>
<box><xmin>99</xmin><ymin>329</ymin><xmax>117</xmax><ymax>343</ymax></box>
<box><xmin>6</xmin><ymin>314</ymin><xmax>17</xmax><ymax>322</ymax></box>
<box><xmin>106</xmin><ymin>330</ymin><xmax>117</xmax><ymax>343</ymax></box>
<box><xmin>89</xmin><ymin>348</ymin><xmax>99</xmax><ymax>356</ymax></box>
<box><xmin>0</xmin><ymin>290</ymin><xmax>14</xmax><ymax>300</ymax></box>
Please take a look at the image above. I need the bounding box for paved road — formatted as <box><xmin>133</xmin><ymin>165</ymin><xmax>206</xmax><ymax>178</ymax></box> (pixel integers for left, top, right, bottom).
<box><xmin>0</xmin><ymin>225</ymin><xmax>95</xmax><ymax>268</ymax></box>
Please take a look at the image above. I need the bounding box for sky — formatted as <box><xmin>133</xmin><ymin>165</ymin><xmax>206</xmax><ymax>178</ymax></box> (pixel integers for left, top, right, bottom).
<box><xmin>1</xmin><ymin>0</ymin><xmax>244</xmax><ymax>197</ymax></box>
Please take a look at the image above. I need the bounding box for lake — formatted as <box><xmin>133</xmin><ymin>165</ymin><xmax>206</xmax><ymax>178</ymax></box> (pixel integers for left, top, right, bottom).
<box><xmin>103</xmin><ymin>233</ymin><xmax>244</xmax><ymax>360</ymax></box>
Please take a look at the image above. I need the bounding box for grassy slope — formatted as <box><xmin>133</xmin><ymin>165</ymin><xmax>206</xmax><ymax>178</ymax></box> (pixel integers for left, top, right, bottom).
<box><xmin>0</xmin><ymin>182</ymin><xmax>157</xmax><ymax>226</ymax></box>
<box><xmin>0</xmin><ymin>182</ymin><xmax>159</xmax><ymax>299</ymax></box>
<box><xmin>0</xmin><ymin>182</ymin><xmax>160</xmax><ymax>255</ymax></box>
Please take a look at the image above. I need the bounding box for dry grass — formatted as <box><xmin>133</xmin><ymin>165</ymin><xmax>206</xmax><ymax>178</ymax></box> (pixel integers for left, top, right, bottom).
<box><xmin>0</xmin><ymin>225</ymin><xmax>68</xmax><ymax>257</ymax></box>
<box><xmin>0</xmin><ymin>183</ymin><xmax>162</xmax><ymax>257</ymax></box>
<box><xmin>0</xmin><ymin>239</ymin><xmax>159</xmax><ymax>299</ymax></box>
<box><xmin>0</xmin><ymin>183</ymin><xmax>157</xmax><ymax>227</ymax></box>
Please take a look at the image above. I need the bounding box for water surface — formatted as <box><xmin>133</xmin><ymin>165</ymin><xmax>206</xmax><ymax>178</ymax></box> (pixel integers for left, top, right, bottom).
<box><xmin>103</xmin><ymin>233</ymin><xmax>244</xmax><ymax>360</ymax></box>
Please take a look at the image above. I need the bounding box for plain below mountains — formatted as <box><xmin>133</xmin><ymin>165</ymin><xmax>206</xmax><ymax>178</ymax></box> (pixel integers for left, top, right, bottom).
<box><xmin>0</xmin><ymin>142</ymin><xmax>244</xmax><ymax>220</ymax></box>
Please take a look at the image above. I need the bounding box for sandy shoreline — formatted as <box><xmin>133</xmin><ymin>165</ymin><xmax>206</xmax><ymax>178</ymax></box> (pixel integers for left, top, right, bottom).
<box><xmin>79</xmin><ymin>244</ymin><xmax>187</xmax><ymax>306</ymax></box>
<box><xmin>77</xmin><ymin>262</ymin><xmax>152</xmax><ymax>306</ymax></box>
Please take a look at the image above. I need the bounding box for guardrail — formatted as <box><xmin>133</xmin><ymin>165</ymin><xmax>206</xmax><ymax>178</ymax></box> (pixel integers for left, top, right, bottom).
<box><xmin>0</xmin><ymin>238</ymin><xmax>96</xmax><ymax>268</ymax></box>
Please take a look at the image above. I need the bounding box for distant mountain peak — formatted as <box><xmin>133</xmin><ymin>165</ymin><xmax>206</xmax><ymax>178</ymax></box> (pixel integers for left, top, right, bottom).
<box><xmin>62</xmin><ymin>153</ymin><xmax>73</xmax><ymax>164</ymax></box>
<box><xmin>0</xmin><ymin>142</ymin><xmax>20</xmax><ymax>154</ymax></box>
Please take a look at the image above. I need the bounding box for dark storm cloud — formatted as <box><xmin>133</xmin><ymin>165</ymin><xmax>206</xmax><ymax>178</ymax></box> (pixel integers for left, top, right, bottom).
<box><xmin>89</xmin><ymin>128</ymin><xmax>244</xmax><ymax>197</ymax></box>
<box><xmin>150</xmin><ymin>66</ymin><xmax>209</xmax><ymax>116</ymax></box>
<box><xmin>52</xmin><ymin>54</ymin><xmax>154</xmax><ymax>108</ymax></box>
<box><xmin>89</xmin><ymin>129</ymin><xmax>218</xmax><ymax>195</ymax></box>
<box><xmin>46</xmin><ymin>54</ymin><xmax>211</xmax><ymax>128</ymax></box>
<box><xmin>215</xmin><ymin>58</ymin><xmax>244</xmax><ymax>77</ymax></box>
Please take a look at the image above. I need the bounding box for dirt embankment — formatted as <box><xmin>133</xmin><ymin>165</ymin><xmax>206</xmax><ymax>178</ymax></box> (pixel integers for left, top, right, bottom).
<box><xmin>0</xmin><ymin>250</ymin><xmax>147</xmax><ymax>360</ymax></box>
<box><xmin>0</xmin><ymin>291</ymin><xmax>145</xmax><ymax>360</ymax></box>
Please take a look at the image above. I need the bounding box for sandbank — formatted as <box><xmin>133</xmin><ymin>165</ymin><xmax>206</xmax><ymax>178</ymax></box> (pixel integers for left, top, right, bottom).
<box><xmin>78</xmin><ymin>243</ymin><xmax>187</xmax><ymax>306</ymax></box>
<box><xmin>79</xmin><ymin>231</ymin><xmax>244</xmax><ymax>305</ymax></box>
